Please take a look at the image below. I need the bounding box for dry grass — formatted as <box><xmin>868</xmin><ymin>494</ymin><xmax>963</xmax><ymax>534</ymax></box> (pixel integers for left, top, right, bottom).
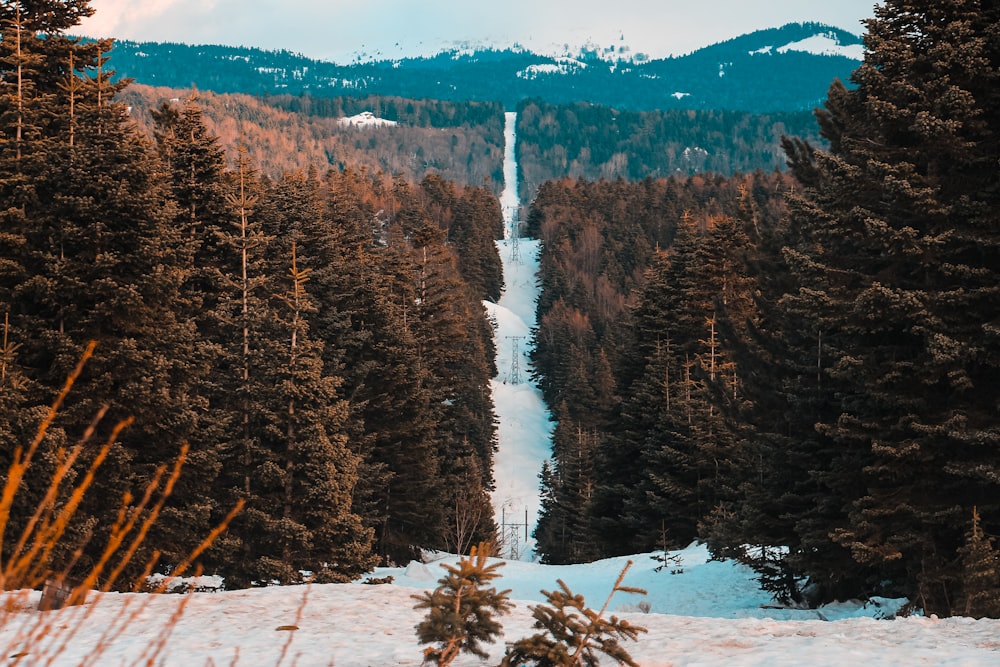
<box><xmin>0</xmin><ymin>341</ymin><xmax>243</xmax><ymax>665</ymax></box>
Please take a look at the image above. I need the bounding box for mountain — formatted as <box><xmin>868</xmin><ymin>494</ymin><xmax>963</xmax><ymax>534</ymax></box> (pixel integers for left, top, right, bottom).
<box><xmin>103</xmin><ymin>22</ymin><xmax>862</xmax><ymax>113</ymax></box>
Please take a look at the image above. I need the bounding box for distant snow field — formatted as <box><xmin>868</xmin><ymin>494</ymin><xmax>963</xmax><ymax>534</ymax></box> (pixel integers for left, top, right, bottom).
<box><xmin>336</xmin><ymin>111</ymin><xmax>398</xmax><ymax>127</ymax></box>
<box><xmin>759</xmin><ymin>31</ymin><xmax>865</xmax><ymax>60</ymax></box>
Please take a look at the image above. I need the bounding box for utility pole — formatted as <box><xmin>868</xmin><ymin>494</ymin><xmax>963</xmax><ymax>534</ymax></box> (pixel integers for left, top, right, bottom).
<box><xmin>508</xmin><ymin>208</ymin><xmax>521</xmax><ymax>264</ymax></box>
<box><xmin>506</xmin><ymin>335</ymin><xmax>522</xmax><ymax>385</ymax></box>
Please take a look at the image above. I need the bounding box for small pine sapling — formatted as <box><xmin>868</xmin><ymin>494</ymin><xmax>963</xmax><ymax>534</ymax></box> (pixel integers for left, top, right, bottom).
<box><xmin>651</xmin><ymin>522</ymin><xmax>684</xmax><ymax>574</ymax></box>
<box><xmin>502</xmin><ymin>560</ymin><xmax>648</xmax><ymax>667</ymax></box>
<box><xmin>958</xmin><ymin>507</ymin><xmax>1000</xmax><ymax>618</ymax></box>
<box><xmin>412</xmin><ymin>542</ymin><xmax>513</xmax><ymax>666</ymax></box>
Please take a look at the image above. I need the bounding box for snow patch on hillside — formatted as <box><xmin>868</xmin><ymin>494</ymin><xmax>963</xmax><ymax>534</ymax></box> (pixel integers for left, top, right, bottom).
<box><xmin>748</xmin><ymin>32</ymin><xmax>864</xmax><ymax>60</ymax></box>
<box><xmin>336</xmin><ymin>111</ymin><xmax>397</xmax><ymax>127</ymax></box>
<box><xmin>776</xmin><ymin>32</ymin><xmax>864</xmax><ymax>59</ymax></box>
<box><xmin>516</xmin><ymin>57</ymin><xmax>587</xmax><ymax>79</ymax></box>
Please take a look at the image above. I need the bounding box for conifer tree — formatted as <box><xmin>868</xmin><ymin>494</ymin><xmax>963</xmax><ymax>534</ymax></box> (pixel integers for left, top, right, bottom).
<box><xmin>244</xmin><ymin>242</ymin><xmax>375</xmax><ymax>583</ymax></box>
<box><xmin>502</xmin><ymin>561</ymin><xmax>647</xmax><ymax>667</ymax></box>
<box><xmin>413</xmin><ymin>542</ymin><xmax>513</xmax><ymax>666</ymax></box>
<box><xmin>312</xmin><ymin>169</ymin><xmax>447</xmax><ymax>564</ymax></box>
<box><xmin>741</xmin><ymin>0</ymin><xmax>1000</xmax><ymax>612</ymax></box>
<box><xmin>6</xmin><ymin>26</ymin><xmax>223</xmax><ymax>576</ymax></box>
<box><xmin>958</xmin><ymin>507</ymin><xmax>1000</xmax><ymax>619</ymax></box>
<box><xmin>406</xmin><ymin>208</ymin><xmax>499</xmax><ymax>545</ymax></box>
<box><xmin>535</xmin><ymin>404</ymin><xmax>600</xmax><ymax>564</ymax></box>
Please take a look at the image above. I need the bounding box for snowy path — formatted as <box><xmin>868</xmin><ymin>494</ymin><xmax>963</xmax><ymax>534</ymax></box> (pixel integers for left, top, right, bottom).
<box><xmin>487</xmin><ymin>111</ymin><xmax>553</xmax><ymax>560</ymax></box>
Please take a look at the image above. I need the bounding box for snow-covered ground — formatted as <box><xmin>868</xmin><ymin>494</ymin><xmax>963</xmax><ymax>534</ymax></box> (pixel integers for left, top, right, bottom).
<box><xmin>5</xmin><ymin>544</ymin><xmax>1000</xmax><ymax>666</ymax></box>
<box><xmin>486</xmin><ymin>262</ymin><xmax>553</xmax><ymax>560</ymax></box>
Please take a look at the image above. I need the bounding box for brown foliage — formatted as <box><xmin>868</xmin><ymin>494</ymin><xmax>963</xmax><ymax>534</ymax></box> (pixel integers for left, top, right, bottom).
<box><xmin>0</xmin><ymin>343</ymin><xmax>242</xmax><ymax>665</ymax></box>
<box><xmin>119</xmin><ymin>85</ymin><xmax>504</xmax><ymax>191</ymax></box>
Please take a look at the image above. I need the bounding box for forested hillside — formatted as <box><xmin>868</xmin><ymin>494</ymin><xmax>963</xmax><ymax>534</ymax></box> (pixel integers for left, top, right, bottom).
<box><xmin>529</xmin><ymin>0</ymin><xmax>1000</xmax><ymax>618</ymax></box>
<box><xmin>122</xmin><ymin>86</ymin><xmax>825</xmax><ymax>203</ymax></box>
<box><xmin>121</xmin><ymin>86</ymin><xmax>506</xmax><ymax>191</ymax></box>
<box><xmin>0</xmin><ymin>4</ymin><xmax>505</xmax><ymax>585</ymax></box>
<box><xmin>3</xmin><ymin>0</ymin><xmax>999</xmax><ymax>625</ymax></box>
<box><xmin>526</xmin><ymin>172</ymin><xmax>792</xmax><ymax>564</ymax></box>
<box><xmin>515</xmin><ymin>99</ymin><xmax>824</xmax><ymax>201</ymax></box>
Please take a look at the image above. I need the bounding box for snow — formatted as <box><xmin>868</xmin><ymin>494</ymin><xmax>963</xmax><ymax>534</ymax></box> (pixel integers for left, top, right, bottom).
<box><xmin>516</xmin><ymin>57</ymin><xmax>587</xmax><ymax>80</ymax></box>
<box><xmin>499</xmin><ymin>112</ymin><xmax>520</xmax><ymax>220</ymax></box>
<box><xmin>776</xmin><ymin>32</ymin><xmax>864</xmax><ymax>60</ymax></box>
<box><xmin>336</xmin><ymin>111</ymin><xmax>398</xmax><ymax>127</ymax></box>
<box><xmin>748</xmin><ymin>32</ymin><xmax>865</xmax><ymax>60</ymax></box>
<box><xmin>5</xmin><ymin>109</ymin><xmax>999</xmax><ymax>667</ymax></box>
<box><xmin>488</xmin><ymin>111</ymin><xmax>554</xmax><ymax>560</ymax></box>
<box><xmin>5</xmin><ymin>545</ymin><xmax>1000</xmax><ymax>666</ymax></box>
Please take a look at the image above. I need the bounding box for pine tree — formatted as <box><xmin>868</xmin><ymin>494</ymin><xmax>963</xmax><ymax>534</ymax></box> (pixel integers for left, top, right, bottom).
<box><xmin>311</xmin><ymin>169</ymin><xmax>447</xmax><ymax>564</ymax></box>
<box><xmin>249</xmin><ymin>243</ymin><xmax>375</xmax><ymax>583</ymax></box>
<box><xmin>535</xmin><ymin>404</ymin><xmax>600</xmax><ymax>564</ymax></box>
<box><xmin>958</xmin><ymin>508</ymin><xmax>1000</xmax><ymax>618</ymax></box>
<box><xmin>413</xmin><ymin>542</ymin><xmax>513</xmax><ymax>666</ymax></box>
<box><xmin>7</xmin><ymin>27</ymin><xmax>226</xmax><ymax>577</ymax></box>
<box><xmin>746</xmin><ymin>0</ymin><xmax>1000</xmax><ymax>612</ymax></box>
<box><xmin>502</xmin><ymin>561</ymin><xmax>647</xmax><ymax>667</ymax></box>
<box><xmin>211</xmin><ymin>148</ymin><xmax>276</xmax><ymax>586</ymax></box>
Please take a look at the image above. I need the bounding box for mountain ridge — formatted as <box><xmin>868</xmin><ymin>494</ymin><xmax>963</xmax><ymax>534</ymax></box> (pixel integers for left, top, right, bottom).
<box><xmin>101</xmin><ymin>22</ymin><xmax>863</xmax><ymax>113</ymax></box>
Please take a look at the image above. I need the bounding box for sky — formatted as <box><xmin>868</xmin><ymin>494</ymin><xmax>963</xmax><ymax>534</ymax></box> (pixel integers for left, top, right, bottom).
<box><xmin>77</xmin><ymin>0</ymin><xmax>879</xmax><ymax>64</ymax></box>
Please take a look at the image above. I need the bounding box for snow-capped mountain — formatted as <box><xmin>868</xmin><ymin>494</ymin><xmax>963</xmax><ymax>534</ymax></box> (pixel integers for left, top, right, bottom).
<box><xmin>105</xmin><ymin>22</ymin><xmax>864</xmax><ymax>112</ymax></box>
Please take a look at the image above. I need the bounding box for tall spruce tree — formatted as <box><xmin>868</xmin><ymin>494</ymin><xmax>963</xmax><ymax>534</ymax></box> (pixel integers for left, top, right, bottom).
<box><xmin>246</xmin><ymin>240</ymin><xmax>375</xmax><ymax>583</ymax></box>
<box><xmin>314</xmin><ymin>169</ymin><xmax>446</xmax><ymax>564</ymax></box>
<box><xmin>0</xmin><ymin>4</ymin><xmax>224</xmax><ymax>576</ymax></box>
<box><xmin>534</xmin><ymin>402</ymin><xmax>600</xmax><ymax>564</ymax></box>
<box><xmin>750</xmin><ymin>0</ymin><xmax>1000</xmax><ymax>614</ymax></box>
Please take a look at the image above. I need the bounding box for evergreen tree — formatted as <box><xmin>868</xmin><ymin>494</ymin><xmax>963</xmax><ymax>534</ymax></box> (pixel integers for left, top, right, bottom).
<box><xmin>149</xmin><ymin>93</ymin><xmax>235</xmax><ymax>569</ymax></box>
<box><xmin>244</xmin><ymin>243</ymin><xmax>375</xmax><ymax>583</ymax></box>
<box><xmin>534</xmin><ymin>403</ymin><xmax>600</xmax><ymax>564</ymax></box>
<box><xmin>314</xmin><ymin>169</ymin><xmax>446</xmax><ymax>564</ymax></box>
<box><xmin>502</xmin><ymin>561</ymin><xmax>647</xmax><ymax>667</ymax></box>
<box><xmin>212</xmin><ymin>148</ymin><xmax>275</xmax><ymax>586</ymax></box>
<box><xmin>4</xmin><ymin>24</ymin><xmax>220</xmax><ymax>576</ymax></box>
<box><xmin>413</xmin><ymin>543</ymin><xmax>513</xmax><ymax>666</ymax></box>
<box><xmin>744</xmin><ymin>0</ymin><xmax>1000</xmax><ymax>613</ymax></box>
<box><xmin>958</xmin><ymin>508</ymin><xmax>1000</xmax><ymax>618</ymax></box>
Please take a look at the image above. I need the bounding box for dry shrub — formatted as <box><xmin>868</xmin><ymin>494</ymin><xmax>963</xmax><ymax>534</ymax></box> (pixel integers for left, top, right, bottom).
<box><xmin>0</xmin><ymin>341</ymin><xmax>243</xmax><ymax>665</ymax></box>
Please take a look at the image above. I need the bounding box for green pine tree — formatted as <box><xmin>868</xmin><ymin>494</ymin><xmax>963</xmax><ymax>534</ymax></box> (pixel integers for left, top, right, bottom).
<box><xmin>535</xmin><ymin>404</ymin><xmax>600</xmax><ymax>564</ymax></box>
<box><xmin>413</xmin><ymin>542</ymin><xmax>513</xmax><ymax>666</ymax></box>
<box><xmin>502</xmin><ymin>561</ymin><xmax>647</xmax><ymax>667</ymax></box>
<box><xmin>743</xmin><ymin>0</ymin><xmax>1000</xmax><ymax>612</ymax></box>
